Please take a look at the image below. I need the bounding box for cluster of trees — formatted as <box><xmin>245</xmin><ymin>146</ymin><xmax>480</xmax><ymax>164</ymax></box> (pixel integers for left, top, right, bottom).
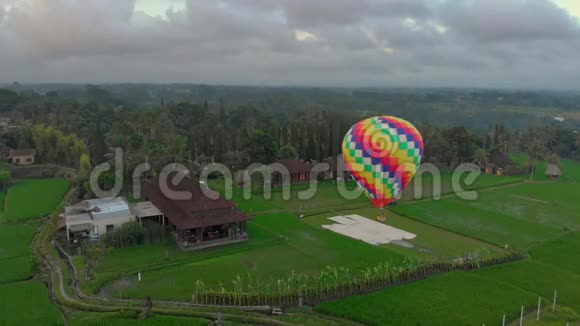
<box><xmin>1</xmin><ymin>124</ymin><xmax>88</xmax><ymax>168</ymax></box>
<box><xmin>18</xmin><ymin>125</ymin><xmax>88</xmax><ymax>167</ymax></box>
<box><xmin>100</xmin><ymin>222</ymin><xmax>167</xmax><ymax>249</ymax></box>
<box><xmin>1</xmin><ymin>85</ymin><xmax>579</xmax><ymax>187</ymax></box>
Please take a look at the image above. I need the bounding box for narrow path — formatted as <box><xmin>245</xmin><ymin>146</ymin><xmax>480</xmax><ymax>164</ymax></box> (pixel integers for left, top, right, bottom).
<box><xmin>40</xmin><ymin>235</ymin><xmax>297</xmax><ymax>325</ymax></box>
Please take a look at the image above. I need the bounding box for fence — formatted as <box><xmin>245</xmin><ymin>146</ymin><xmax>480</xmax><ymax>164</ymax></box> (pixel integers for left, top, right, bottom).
<box><xmin>492</xmin><ymin>289</ymin><xmax>576</xmax><ymax>326</ymax></box>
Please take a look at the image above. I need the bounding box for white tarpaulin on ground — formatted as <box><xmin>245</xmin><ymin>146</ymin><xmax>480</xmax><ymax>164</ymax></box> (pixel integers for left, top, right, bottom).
<box><xmin>323</xmin><ymin>214</ymin><xmax>416</xmax><ymax>245</ymax></box>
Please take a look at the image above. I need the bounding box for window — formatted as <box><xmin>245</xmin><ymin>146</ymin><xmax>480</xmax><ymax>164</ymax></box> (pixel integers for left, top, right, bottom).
<box><xmin>106</xmin><ymin>225</ymin><xmax>114</xmax><ymax>232</ymax></box>
<box><xmin>15</xmin><ymin>158</ymin><xmax>20</xmax><ymax>163</ymax></box>
<box><xmin>26</xmin><ymin>158</ymin><xmax>32</xmax><ymax>162</ymax></box>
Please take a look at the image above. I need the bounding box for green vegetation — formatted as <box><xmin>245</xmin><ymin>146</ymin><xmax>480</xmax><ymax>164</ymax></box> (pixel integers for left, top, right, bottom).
<box><xmin>0</xmin><ymin>256</ymin><xmax>35</xmax><ymax>283</ymax></box>
<box><xmin>0</xmin><ymin>179</ymin><xmax>71</xmax><ymax>324</ymax></box>
<box><xmin>316</xmin><ymin>272</ymin><xmax>538</xmax><ymax>326</ymax></box>
<box><xmin>68</xmin><ymin>312</ymin><xmax>209</xmax><ymax>326</ymax></box>
<box><xmin>316</xmin><ymin>223</ymin><xmax>580</xmax><ymax>325</ymax></box>
<box><xmin>392</xmin><ymin>182</ymin><xmax>580</xmax><ymax>249</ymax></box>
<box><xmin>508</xmin><ymin>307</ymin><xmax>579</xmax><ymax>326</ymax></box>
<box><xmin>210</xmin><ymin>172</ymin><xmax>522</xmax><ymax>215</ymax></box>
<box><xmin>0</xmin><ymin>211</ymin><xmax>40</xmax><ymax>284</ymax></box>
<box><xmin>2</xmin><ymin>179</ymin><xmax>70</xmax><ymax>221</ymax></box>
<box><xmin>0</xmin><ymin>221</ymin><xmax>38</xmax><ymax>259</ymax></box>
<box><xmin>83</xmin><ymin>172</ymin><xmax>522</xmax><ymax>302</ymax></box>
<box><xmin>83</xmin><ymin>213</ymin><xmax>408</xmax><ymax>300</ymax></box>
<box><xmin>0</xmin><ymin>281</ymin><xmax>64</xmax><ymax>325</ymax></box>
<box><xmin>511</xmin><ymin>153</ymin><xmax>580</xmax><ymax>181</ymax></box>
<box><xmin>305</xmin><ymin>208</ymin><xmax>500</xmax><ymax>259</ymax></box>
<box><xmin>0</xmin><ymin>191</ymin><xmax>5</xmax><ymax>212</ymax></box>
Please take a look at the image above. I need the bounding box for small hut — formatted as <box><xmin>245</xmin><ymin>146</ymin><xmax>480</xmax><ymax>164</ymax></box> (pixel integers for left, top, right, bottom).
<box><xmin>495</xmin><ymin>167</ymin><xmax>505</xmax><ymax>176</ymax></box>
<box><xmin>9</xmin><ymin>149</ymin><xmax>35</xmax><ymax>165</ymax></box>
<box><xmin>484</xmin><ymin>163</ymin><xmax>495</xmax><ymax>174</ymax></box>
<box><xmin>271</xmin><ymin>159</ymin><xmax>313</xmax><ymax>185</ymax></box>
<box><xmin>545</xmin><ymin>164</ymin><xmax>561</xmax><ymax>180</ymax></box>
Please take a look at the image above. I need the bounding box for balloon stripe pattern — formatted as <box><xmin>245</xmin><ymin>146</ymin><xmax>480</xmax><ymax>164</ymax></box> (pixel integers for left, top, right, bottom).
<box><xmin>342</xmin><ymin>116</ymin><xmax>423</xmax><ymax>209</ymax></box>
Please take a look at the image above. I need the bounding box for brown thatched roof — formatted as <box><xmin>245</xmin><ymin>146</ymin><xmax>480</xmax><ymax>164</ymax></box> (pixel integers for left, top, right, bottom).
<box><xmin>143</xmin><ymin>175</ymin><xmax>250</xmax><ymax>230</ymax></box>
<box><xmin>545</xmin><ymin>164</ymin><xmax>561</xmax><ymax>176</ymax></box>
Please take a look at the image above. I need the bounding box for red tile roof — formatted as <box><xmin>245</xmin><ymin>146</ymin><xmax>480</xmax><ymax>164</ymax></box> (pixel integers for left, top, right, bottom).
<box><xmin>273</xmin><ymin>159</ymin><xmax>312</xmax><ymax>173</ymax></box>
<box><xmin>144</xmin><ymin>175</ymin><xmax>250</xmax><ymax>230</ymax></box>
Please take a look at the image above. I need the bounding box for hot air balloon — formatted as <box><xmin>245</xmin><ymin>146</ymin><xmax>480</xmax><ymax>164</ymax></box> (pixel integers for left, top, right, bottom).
<box><xmin>342</xmin><ymin>116</ymin><xmax>423</xmax><ymax>220</ymax></box>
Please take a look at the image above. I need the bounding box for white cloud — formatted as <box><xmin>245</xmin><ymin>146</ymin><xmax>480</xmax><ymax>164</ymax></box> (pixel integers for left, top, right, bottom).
<box><xmin>134</xmin><ymin>0</ymin><xmax>186</xmax><ymax>19</ymax></box>
<box><xmin>295</xmin><ymin>30</ymin><xmax>318</xmax><ymax>42</ymax></box>
<box><xmin>552</xmin><ymin>0</ymin><xmax>580</xmax><ymax>19</ymax></box>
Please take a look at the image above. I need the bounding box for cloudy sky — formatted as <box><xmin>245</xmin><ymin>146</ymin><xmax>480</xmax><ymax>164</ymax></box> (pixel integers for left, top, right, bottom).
<box><xmin>1</xmin><ymin>0</ymin><xmax>579</xmax><ymax>89</ymax></box>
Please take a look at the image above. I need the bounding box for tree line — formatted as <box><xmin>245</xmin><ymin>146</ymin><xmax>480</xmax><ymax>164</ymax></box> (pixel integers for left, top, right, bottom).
<box><xmin>0</xmin><ymin>86</ymin><xmax>578</xmax><ymax>184</ymax></box>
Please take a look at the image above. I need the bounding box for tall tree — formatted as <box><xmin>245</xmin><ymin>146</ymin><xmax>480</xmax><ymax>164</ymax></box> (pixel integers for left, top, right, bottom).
<box><xmin>277</xmin><ymin>145</ymin><xmax>298</xmax><ymax>159</ymax></box>
<box><xmin>243</xmin><ymin>130</ymin><xmax>278</xmax><ymax>164</ymax></box>
<box><xmin>82</xmin><ymin>242</ymin><xmax>106</xmax><ymax>280</ymax></box>
<box><xmin>79</xmin><ymin>154</ymin><xmax>91</xmax><ymax>179</ymax></box>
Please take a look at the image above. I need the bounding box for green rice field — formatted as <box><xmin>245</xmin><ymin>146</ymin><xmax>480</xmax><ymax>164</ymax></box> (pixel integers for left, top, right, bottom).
<box><xmin>85</xmin><ymin>212</ymin><xmax>408</xmax><ymax>300</ymax></box>
<box><xmin>1</xmin><ymin>179</ymin><xmax>70</xmax><ymax>221</ymax></box>
<box><xmin>0</xmin><ymin>179</ymin><xmax>71</xmax><ymax>324</ymax></box>
<box><xmin>392</xmin><ymin>182</ymin><xmax>580</xmax><ymax>249</ymax></box>
<box><xmin>0</xmin><ymin>281</ymin><xmax>64</xmax><ymax>325</ymax></box>
<box><xmin>316</xmin><ymin>232</ymin><xmax>580</xmax><ymax>325</ymax></box>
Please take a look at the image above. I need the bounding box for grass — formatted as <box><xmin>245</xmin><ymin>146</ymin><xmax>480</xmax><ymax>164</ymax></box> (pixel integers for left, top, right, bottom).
<box><xmin>317</xmin><ymin>232</ymin><xmax>580</xmax><ymax>325</ymax></box>
<box><xmin>507</xmin><ymin>306</ymin><xmax>580</xmax><ymax>325</ymax></box>
<box><xmin>399</xmin><ymin>172</ymin><xmax>522</xmax><ymax>201</ymax></box>
<box><xmin>0</xmin><ymin>221</ymin><xmax>38</xmax><ymax>259</ymax></box>
<box><xmin>304</xmin><ymin>208</ymin><xmax>501</xmax><ymax>259</ymax></box>
<box><xmin>83</xmin><ymin>173</ymin><xmax>523</xmax><ymax>300</ymax></box>
<box><xmin>0</xmin><ymin>256</ymin><xmax>35</xmax><ymax>284</ymax></box>
<box><xmin>86</xmin><ymin>213</ymin><xmax>409</xmax><ymax>300</ymax></box>
<box><xmin>392</xmin><ymin>182</ymin><xmax>580</xmax><ymax>249</ymax></box>
<box><xmin>68</xmin><ymin>312</ymin><xmax>209</xmax><ymax>326</ymax></box>
<box><xmin>531</xmin><ymin>232</ymin><xmax>580</xmax><ymax>274</ymax></box>
<box><xmin>0</xmin><ymin>179</ymin><xmax>69</xmax><ymax>324</ymax></box>
<box><xmin>510</xmin><ymin>153</ymin><xmax>580</xmax><ymax>182</ymax></box>
<box><xmin>0</xmin><ymin>191</ymin><xmax>5</xmax><ymax>211</ymax></box>
<box><xmin>0</xmin><ymin>220</ymin><xmax>39</xmax><ymax>283</ymax></box>
<box><xmin>208</xmin><ymin>173</ymin><xmax>522</xmax><ymax>214</ymax></box>
<box><xmin>2</xmin><ymin>179</ymin><xmax>70</xmax><ymax>221</ymax></box>
<box><xmin>0</xmin><ymin>281</ymin><xmax>64</xmax><ymax>326</ymax></box>
<box><xmin>316</xmin><ymin>271</ymin><xmax>538</xmax><ymax>326</ymax></box>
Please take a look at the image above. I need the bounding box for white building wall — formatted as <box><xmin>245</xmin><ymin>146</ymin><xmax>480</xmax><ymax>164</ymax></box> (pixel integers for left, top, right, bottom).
<box><xmin>92</xmin><ymin>215</ymin><xmax>136</xmax><ymax>236</ymax></box>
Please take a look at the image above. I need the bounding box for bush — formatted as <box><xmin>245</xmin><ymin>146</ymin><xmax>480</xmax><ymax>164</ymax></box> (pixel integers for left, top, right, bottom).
<box><xmin>101</xmin><ymin>222</ymin><xmax>168</xmax><ymax>249</ymax></box>
<box><xmin>101</xmin><ymin>222</ymin><xmax>143</xmax><ymax>248</ymax></box>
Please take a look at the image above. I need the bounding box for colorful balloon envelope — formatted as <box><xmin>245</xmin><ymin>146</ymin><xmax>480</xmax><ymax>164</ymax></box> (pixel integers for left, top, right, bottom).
<box><xmin>342</xmin><ymin>116</ymin><xmax>423</xmax><ymax>208</ymax></box>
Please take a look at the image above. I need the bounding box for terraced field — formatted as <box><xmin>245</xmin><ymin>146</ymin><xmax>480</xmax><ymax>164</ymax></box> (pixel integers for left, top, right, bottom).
<box><xmin>0</xmin><ymin>179</ymin><xmax>70</xmax><ymax>325</ymax></box>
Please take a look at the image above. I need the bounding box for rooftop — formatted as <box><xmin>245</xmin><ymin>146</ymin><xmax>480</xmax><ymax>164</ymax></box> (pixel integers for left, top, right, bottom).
<box><xmin>273</xmin><ymin>159</ymin><xmax>312</xmax><ymax>173</ymax></box>
<box><xmin>10</xmin><ymin>149</ymin><xmax>35</xmax><ymax>157</ymax></box>
<box><xmin>64</xmin><ymin>197</ymin><xmax>133</xmax><ymax>221</ymax></box>
<box><xmin>131</xmin><ymin>201</ymin><xmax>163</xmax><ymax>218</ymax></box>
<box><xmin>545</xmin><ymin>164</ymin><xmax>561</xmax><ymax>176</ymax></box>
<box><xmin>144</xmin><ymin>175</ymin><xmax>250</xmax><ymax>230</ymax></box>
